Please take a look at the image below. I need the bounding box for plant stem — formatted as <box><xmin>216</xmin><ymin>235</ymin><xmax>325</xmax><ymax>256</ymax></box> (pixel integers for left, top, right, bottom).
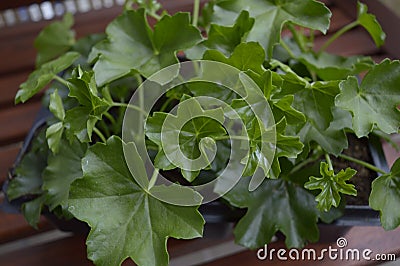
<box><xmin>98</xmin><ymin>119</ymin><xmax>111</xmax><ymax>138</ymax></box>
<box><xmin>159</xmin><ymin>97</ymin><xmax>175</xmax><ymax>112</ymax></box>
<box><xmin>338</xmin><ymin>154</ymin><xmax>387</xmax><ymax>175</ymax></box>
<box><xmin>148</xmin><ymin>168</ymin><xmax>159</xmax><ymax>189</ymax></box>
<box><xmin>93</xmin><ymin>127</ymin><xmax>107</xmax><ymax>143</ymax></box>
<box><xmin>325</xmin><ymin>153</ymin><xmax>334</xmax><ymax>171</ymax></box>
<box><xmin>111</xmin><ymin>102</ymin><xmax>147</xmax><ymax>115</ymax></box>
<box><xmin>104</xmin><ymin>111</ymin><xmax>117</xmax><ymax>125</ymax></box>
<box><xmin>319</xmin><ymin>21</ymin><xmax>359</xmax><ymax>53</ymax></box>
<box><xmin>287</xmin><ymin>24</ymin><xmax>306</xmax><ymax>52</ymax></box>
<box><xmin>192</xmin><ymin>0</ymin><xmax>200</xmax><ymax>27</ymax></box>
<box><xmin>213</xmin><ymin>135</ymin><xmax>251</xmax><ymax>141</ymax></box>
<box><xmin>53</xmin><ymin>75</ymin><xmax>70</xmax><ymax>87</ymax></box>
<box><xmin>279</xmin><ymin>39</ymin><xmax>296</xmax><ymax>58</ymax></box>
<box><xmin>289</xmin><ymin>157</ymin><xmax>318</xmax><ymax>176</ymax></box>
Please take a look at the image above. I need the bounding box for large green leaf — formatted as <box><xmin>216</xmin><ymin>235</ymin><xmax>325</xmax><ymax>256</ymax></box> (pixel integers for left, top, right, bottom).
<box><xmin>15</xmin><ymin>52</ymin><xmax>80</xmax><ymax>103</ymax></box>
<box><xmin>370</xmin><ymin>158</ymin><xmax>400</xmax><ymax>230</ymax></box>
<box><xmin>186</xmin><ymin>11</ymin><xmax>254</xmax><ymax>59</ymax></box>
<box><xmin>90</xmin><ymin>9</ymin><xmax>202</xmax><ymax>86</ymax></box>
<box><xmin>210</xmin><ymin>0</ymin><xmax>331</xmax><ymax>57</ymax></box>
<box><xmin>34</xmin><ymin>13</ymin><xmax>75</xmax><ymax>66</ymax></box>
<box><xmin>223</xmin><ymin>178</ymin><xmax>319</xmax><ymax>249</ymax></box>
<box><xmin>335</xmin><ymin>59</ymin><xmax>400</xmax><ymax>137</ymax></box>
<box><xmin>145</xmin><ymin>97</ymin><xmax>227</xmax><ymax>181</ymax></box>
<box><xmin>42</xmin><ymin>138</ymin><xmax>87</xmax><ymax>210</ymax></box>
<box><xmin>68</xmin><ymin>136</ymin><xmax>204</xmax><ymax>266</ymax></box>
<box><xmin>305</xmin><ymin>162</ymin><xmax>357</xmax><ymax>212</ymax></box>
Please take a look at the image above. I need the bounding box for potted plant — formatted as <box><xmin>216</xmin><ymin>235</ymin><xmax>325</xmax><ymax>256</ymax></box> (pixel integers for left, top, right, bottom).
<box><xmin>4</xmin><ymin>0</ymin><xmax>400</xmax><ymax>265</ymax></box>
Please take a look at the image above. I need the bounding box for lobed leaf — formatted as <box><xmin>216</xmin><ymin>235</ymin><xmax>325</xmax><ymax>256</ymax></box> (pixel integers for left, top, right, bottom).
<box><xmin>370</xmin><ymin>158</ymin><xmax>400</xmax><ymax>230</ymax></box>
<box><xmin>305</xmin><ymin>162</ymin><xmax>357</xmax><ymax>212</ymax></box>
<box><xmin>210</xmin><ymin>0</ymin><xmax>331</xmax><ymax>58</ymax></box>
<box><xmin>68</xmin><ymin>136</ymin><xmax>204</xmax><ymax>266</ymax></box>
<box><xmin>335</xmin><ymin>59</ymin><xmax>400</xmax><ymax>137</ymax></box>
<box><xmin>223</xmin><ymin>178</ymin><xmax>319</xmax><ymax>249</ymax></box>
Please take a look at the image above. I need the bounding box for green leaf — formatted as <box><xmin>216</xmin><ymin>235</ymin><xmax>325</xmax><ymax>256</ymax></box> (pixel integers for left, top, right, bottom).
<box><xmin>64</xmin><ymin>107</ymin><xmax>97</xmax><ymax>143</ymax></box>
<box><xmin>203</xmin><ymin>42</ymin><xmax>265</xmax><ymax>74</ymax></box>
<box><xmin>46</xmin><ymin>122</ymin><xmax>64</xmax><ymax>154</ymax></box>
<box><xmin>46</xmin><ymin>89</ymin><xmax>66</xmax><ymax>153</ymax></box>
<box><xmin>7</xmin><ymin>130</ymin><xmax>48</xmax><ymax>200</ymax></box>
<box><xmin>34</xmin><ymin>13</ymin><xmax>75</xmax><ymax>66</ymax></box>
<box><xmin>145</xmin><ymin>98</ymin><xmax>226</xmax><ymax>182</ymax></box>
<box><xmin>305</xmin><ymin>162</ymin><xmax>357</xmax><ymax>212</ymax></box>
<box><xmin>210</xmin><ymin>0</ymin><xmax>331</xmax><ymax>57</ymax></box>
<box><xmin>42</xmin><ymin>138</ymin><xmax>87</xmax><ymax>210</ymax></box>
<box><xmin>267</xmin><ymin>119</ymin><xmax>304</xmax><ymax>179</ymax></box>
<box><xmin>271</xmin><ymin>95</ymin><xmax>306</xmax><ymax>126</ymax></box>
<box><xmin>370</xmin><ymin>158</ymin><xmax>400</xmax><ymax>230</ymax></box>
<box><xmin>68</xmin><ymin>136</ymin><xmax>204</xmax><ymax>266</ymax></box>
<box><xmin>186</xmin><ymin>10</ymin><xmax>254</xmax><ymax>59</ymax></box>
<box><xmin>49</xmin><ymin>89</ymin><xmax>65</xmax><ymax>121</ymax></box>
<box><xmin>298</xmin><ymin>52</ymin><xmax>374</xmax><ymax>81</ymax></box>
<box><xmin>223</xmin><ymin>178</ymin><xmax>319</xmax><ymax>249</ymax></box>
<box><xmin>68</xmin><ymin>70</ymin><xmax>111</xmax><ymax>118</ymax></box>
<box><xmin>297</xmin><ymin>121</ymin><xmax>347</xmax><ymax>156</ymax></box>
<box><xmin>90</xmin><ymin>10</ymin><xmax>202</xmax><ymax>86</ymax></box>
<box><xmin>21</xmin><ymin>195</ymin><xmax>47</xmax><ymax>229</ymax></box>
<box><xmin>274</xmin><ymin>68</ymin><xmax>340</xmax><ymax>130</ymax></box>
<box><xmin>335</xmin><ymin>60</ymin><xmax>400</xmax><ymax>137</ymax></box>
<box><xmin>64</xmin><ymin>70</ymin><xmax>111</xmax><ymax>142</ymax></box>
<box><xmin>15</xmin><ymin>52</ymin><xmax>80</xmax><ymax>103</ymax></box>
<box><xmin>356</xmin><ymin>2</ymin><xmax>386</xmax><ymax>47</ymax></box>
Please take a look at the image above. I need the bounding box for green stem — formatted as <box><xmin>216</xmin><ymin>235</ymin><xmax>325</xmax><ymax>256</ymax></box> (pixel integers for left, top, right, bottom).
<box><xmin>93</xmin><ymin>127</ymin><xmax>107</xmax><ymax>143</ymax></box>
<box><xmin>338</xmin><ymin>154</ymin><xmax>387</xmax><ymax>175</ymax></box>
<box><xmin>319</xmin><ymin>21</ymin><xmax>359</xmax><ymax>53</ymax></box>
<box><xmin>288</xmin><ymin>147</ymin><xmax>323</xmax><ymax>175</ymax></box>
<box><xmin>325</xmin><ymin>153</ymin><xmax>334</xmax><ymax>171</ymax></box>
<box><xmin>289</xmin><ymin>157</ymin><xmax>318</xmax><ymax>176</ymax></box>
<box><xmin>192</xmin><ymin>0</ymin><xmax>200</xmax><ymax>27</ymax></box>
<box><xmin>159</xmin><ymin>97</ymin><xmax>175</xmax><ymax>112</ymax></box>
<box><xmin>53</xmin><ymin>75</ymin><xmax>70</xmax><ymax>87</ymax></box>
<box><xmin>213</xmin><ymin>135</ymin><xmax>251</xmax><ymax>141</ymax></box>
<box><xmin>148</xmin><ymin>168</ymin><xmax>159</xmax><ymax>189</ymax></box>
<box><xmin>287</xmin><ymin>24</ymin><xmax>306</xmax><ymax>52</ymax></box>
<box><xmin>279</xmin><ymin>39</ymin><xmax>296</xmax><ymax>58</ymax></box>
<box><xmin>111</xmin><ymin>102</ymin><xmax>147</xmax><ymax>116</ymax></box>
<box><xmin>98</xmin><ymin>120</ymin><xmax>111</xmax><ymax>138</ymax></box>
<box><xmin>104</xmin><ymin>111</ymin><xmax>117</xmax><ymax>125</ymax></box>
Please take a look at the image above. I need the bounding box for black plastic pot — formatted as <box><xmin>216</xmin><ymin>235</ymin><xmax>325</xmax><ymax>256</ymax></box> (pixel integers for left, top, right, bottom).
<box><xmin>1</xmin><ymin>107</ymin><xmax>388</xmax><ymax>240</ymax></box>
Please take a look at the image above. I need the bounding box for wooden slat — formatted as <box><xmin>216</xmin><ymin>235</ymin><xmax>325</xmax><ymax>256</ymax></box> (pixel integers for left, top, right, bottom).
<box><xmin>0</xmin><ymin>71</ymin><xmax>32</xmax><ymax>108</ymax></box>
<box><xmin>0</xmin><ymin>102</ymin><xmax>42</xmax><ymax>146</ymax></box>
<box><xmin>0</xmin><ymin>1</ymin><xmax>50</xmax><ymax>11</ymax></box>
<box><xmin>0</xmin><ymin>235</ymin><xmax>93</xmax><ymax>266</ymax></box>
<box><xmin>0</xmin><ymin>6</ymin><xmax>123</xmax><ymax>76</ymax></box>
<box><xmin>0</xmin><ymin>143</ymin><xmax>20</xmax><ymax>183</ymax></box>
<box><xmin>0</xmin><ymin>212</ymin><xmax>52</xmax><ymax>245</ymax></box>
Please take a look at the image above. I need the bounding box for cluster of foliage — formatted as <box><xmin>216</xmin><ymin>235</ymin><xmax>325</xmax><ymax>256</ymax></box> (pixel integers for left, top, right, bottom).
<box><xmin>6</xmin><ymin>0</ymin><xmax>400</xmax><ymax>265</ymax></box>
